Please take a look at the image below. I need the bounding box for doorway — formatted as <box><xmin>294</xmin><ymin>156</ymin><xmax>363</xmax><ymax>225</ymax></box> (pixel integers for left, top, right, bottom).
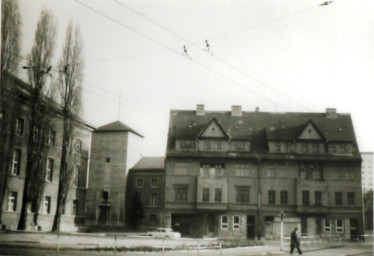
<box><xmin>98</xmin><ymin>205</ymin><xmax>110</xmax><ymax>224</ymax></box>
<box><xmin>247</xmin><ymin>215</ymin><xmax>255</xmax><ymax>239</ymax></box>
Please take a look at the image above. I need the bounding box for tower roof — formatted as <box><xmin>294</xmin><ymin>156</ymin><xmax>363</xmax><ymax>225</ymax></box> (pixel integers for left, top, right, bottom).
<box><xmin>95</xmin><ymin>120</ymin><xmax>143</xmax><ymax>137</ymax></box>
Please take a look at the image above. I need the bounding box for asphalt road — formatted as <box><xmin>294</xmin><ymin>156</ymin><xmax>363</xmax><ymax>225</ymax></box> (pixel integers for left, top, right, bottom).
<box><xmin>0</xmin><ymin>244</ymin><xmax>372</xmax><ymax>256</ymax></box>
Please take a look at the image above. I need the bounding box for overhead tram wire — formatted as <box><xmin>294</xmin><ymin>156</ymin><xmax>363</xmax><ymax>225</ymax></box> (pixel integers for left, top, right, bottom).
<box><xmin>72</xmin><ymin>0</ymin><xmax>287</xmax><ymax>111</ymax></box>
<box><xmin>111</xmin><ymin>0</ymin><xmax>326</xmax><ymax>111</ymax></box>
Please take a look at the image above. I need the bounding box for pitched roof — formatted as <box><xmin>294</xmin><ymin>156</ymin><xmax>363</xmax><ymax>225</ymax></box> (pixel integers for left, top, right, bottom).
<box><xmin>167</xmin><ymin>110</ymin><xmax>357</xmax><ymax>153</ymax></box>
<box><xmin>130</xmin><ymin>157</ymin><xmax>165</xmax><ymax>171</ymax></box>
<box><xmin>95</xmin><ymin>120</ymin><xmax>143</xmax><ymax>137</ymax></box>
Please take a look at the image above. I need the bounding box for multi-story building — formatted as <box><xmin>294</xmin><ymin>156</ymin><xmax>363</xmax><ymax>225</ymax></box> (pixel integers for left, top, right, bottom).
<box><xmin>163</xmin><ymin>105</ymin><xmax>363</xmax><ymax>240</ymax></box>
<box><xmin>361</xmin><ymin>152</ymin><xmax>373</xmax><ymax>193</ymax></box>
<box><xmin>85</xmin><ymin>121</ymin><xmax>143</xmax><ymax>227</ymax></box>
<box><xmin>126</xmin><ymin>157</ymin><xmax>165</xmax><ymax>229</ymax></box>
<box><xmin>1</xmin><ymin>72</ymin><xmax>94</xmax><ymax>231</ymax></box>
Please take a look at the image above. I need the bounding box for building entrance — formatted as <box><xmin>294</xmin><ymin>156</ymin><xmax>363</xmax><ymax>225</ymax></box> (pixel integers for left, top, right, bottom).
<box><xmin>247</xmin><ymin>215</ymin><xmax>255</xmax><ymax>239</ymax></box>
<box><xmin>350</xmin><ymin>218</ymin><xmax>359</xmax><ymax>240</ymax></box>
<box><xmin>98</xmin><ymin>205</ymin><xmax>110</xmax><ymax>224</ymax></box>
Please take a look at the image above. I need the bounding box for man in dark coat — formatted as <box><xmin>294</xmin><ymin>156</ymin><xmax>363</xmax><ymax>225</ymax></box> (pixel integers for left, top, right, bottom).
<box><xmin>290</xmin><ymin>228</ymin><xmax>302</xmax><ymax>255</ymax></box>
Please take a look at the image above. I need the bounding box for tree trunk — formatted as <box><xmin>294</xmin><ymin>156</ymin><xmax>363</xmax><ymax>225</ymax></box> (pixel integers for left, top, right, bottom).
<box><xmin>17</xmin><ymin>187</ymin><xmax>29</xmax><ymax>230</ymax></box>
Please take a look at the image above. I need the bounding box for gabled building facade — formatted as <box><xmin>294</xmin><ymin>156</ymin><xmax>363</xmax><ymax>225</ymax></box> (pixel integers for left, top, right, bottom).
<box><xmin>164</xmin><ymin>105</ymin><xmax>363</xmax><ymax>240</ymax></box>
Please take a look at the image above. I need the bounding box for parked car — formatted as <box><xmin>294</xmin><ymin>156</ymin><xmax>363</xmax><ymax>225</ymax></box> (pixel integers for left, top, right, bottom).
<box><xmin>146</xmin><ymin>228</ymin><xmax>181</xmax><ymax>238</ymax></box>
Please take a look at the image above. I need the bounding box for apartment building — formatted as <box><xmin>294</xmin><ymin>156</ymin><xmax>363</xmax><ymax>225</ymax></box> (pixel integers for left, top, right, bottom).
<box><xmin>1</xmin><ymin>72</ymin><xmax>94</xmax><ymax>231</ymax></box>
<box><xmin>125</xmin><ymin>157</ymin><xmax>165</xmax><ymax>229</ymax></box>
<box><xmin>163</xmin><ymin>105</ymin><xmax>363</xmax><ymax>240</ymax></box>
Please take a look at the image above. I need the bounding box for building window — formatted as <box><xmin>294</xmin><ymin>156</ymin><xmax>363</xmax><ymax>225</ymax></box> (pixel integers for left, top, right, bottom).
<box><xmin>72</xmin><ymin>200</ymin><xmax>78</xmax><ymax>215</ymax></box>
<box><xmin>313</xmin><ymin>170</ymin><xmax>321</xmax><ymax>180</ymax></box>
<box><xmin>345</xmin><ymin>171</ymin><xmax>355</xmax><ymax>180</ymax></box>
<box><xmin>15</xmin><ymin>117</ymin><xmax>24</xmax><ymax>136</ymax></box>
<box><xmin>328</xmin><ymin>144</ymin><xmax>336</xmax><ymax>153</ymax></box>
<box><xmin>302</xmin><ymin>143</ymin><xmax>308</xmax><ymax>153</ymax></box>
<box><xmin>204</xmin><ymin>141</ymin><xmax>211</xmax><ymax>151</ymax></box>
<box><xmin>202</xmin><ymin>188</ymin><xmax>210</xmax><ymax>202</ymax></box>
<box><xmin>46</xmin><ymin>158</ymin><xmax>54</xmax><ymax>182</ymax></box>
<box><xmin>233</xmin><ymin>216</ymin><xmax>240</xmax><ymax>229</ymax></box>
<box><xmin>335</xmin><ymin>192</ymin><xmax>343</xmax><ymax>206</ymax></box>
<box><xmin>48</xmin><ymin>130</ymin><xmax>56</xmax><ymax>146</ymax></box>
<box><xmin>7</xmin><ymin>192</ymin><xmax>17</xmax><ymax>212</ymax></box>
<box><xmin>347</xmin><ymin>192</ymin><xmax>355</xmax><ymax>206</ymax></box>
<box><xmin>175</xmin><ymin>186</ymin><xmax>188</xmax><ymax>202</ymax></box>
<box><xmin>302</xmin><ymin>191</ymin><xmax>310</xmax><ymax>205</ymax></box>
<box><xmin>312</xmin><ymin>143</ymin><xmax>319</xmax><ymax>153</ymax></box>
<box><xmin>106</xmin><ymin>157</ymin><xmax>111</xmax><ymax>163</ymax></box>
<box><xmin>336</xmin><ymin>219</ymin><xmax>344</xmax><ymax>233</ymax></box>
<box><xmin>150</xmin><ymin>193</ymin><xmax>157</xmax><ymax>206</ymax></box>
<box><xmin>175</xmin><ymin>162</ymin><xmax>189</xmax><ymax>175</ymax></box>
<box><xmin>136</xmin><ymin>178</ymin><xmax>143</xmax><ymax>188</ymax></box>
<box><xmin>102</xmin><ymin>190</ymin><xmax>109</xmax><ymax>203</ymax></box>
<box><xmin>12</xmin><ymin>149</ymin><xmax>21</xmax><ymax>175</ymax></box>
<box><xmin>315</xmin><ymin>191</ymin><xmax>322</xmax><ymax>206</ymax></box>
<box><xmin>216</xmin><ymin>142</ymin><xmax>222</xmax><ymax>151</ymax></box>
<box><xmin>324</xmin><ymin>218</ymin><xmax>331</xmax><ymax>232</ymax></box>
<box><xmin>32</xmin><ymin>124</ymin><xmax>41</xmax><ymax>141</ymax></box>
<box><xmin>74</xmin><ymin>165</ymin><xmax>80</xmax><ymax>187</ymax></box>
<box><xmin>214</xmin><ymin>188</ymin><xmax>222</xmax><ymax>202</ymax></box>
<box><xmin>236</xmin><ymin>164</ymin><xmax>251</xmax><ymax>177</ymax></box>
<box><xmin>75</xmin><ymin>139</ymin><xmax>82</xmax><ymax>154</ymax></box>
<box><xmin>151</xmin><ymin>178</ymin><xmax>158</xmax><ymax>188</ymax></box>
<box><xmin>274</xmin><ymin>142</ymin><xmax>281</xmax><ymax>153</ymax></box>
<box><xmin>236</xmin><ymin>186</ymin><xmax>250</xmax><ymax>203</ymax></box>
<box><xmin>285</xmin><ymin>143</ymin><xmax>291</xmax><ymax>153</ymax></box>
<box><xmin>267</xmin><ymin>164</ymin><xmax>276</xmax><ymax>178</ymax></box>
<box><xmin>339</xmin><ymin>144</ymin><xmax>348</xmax><ymax>153</ymax></box>
<box><xmin>221</xmin><ymin>215</ymin><xmax>228</xmax><ymax>229</ymax></box>
<box><xmin>180</xmin><ymin>140</ymin><xmax>196</xmax><ymax>149</ymax></box>
<box><xmin>280</xmin><ymin>190</ymin><xmax>288</xmax><ymax>205</ymax></box>
<box><xmin>268</xmin><ymin>190</ymin><xmax>276</xmax><ymax>204</ymax></box>
<box><xmin>300</xmin><ymin>170</ymin><xmax>306</xmax><ymax>179</ymax></box>
<box><xmin>44</xmin><ymin>196</ymin><xmax>51</xmax><ymax>214</ymax></box>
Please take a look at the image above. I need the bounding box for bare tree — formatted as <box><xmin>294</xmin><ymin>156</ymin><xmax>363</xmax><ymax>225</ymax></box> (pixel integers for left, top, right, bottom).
<box><xmin>0</xmin><ymin>0</ymin><xmax>22</xmax><ymax>224</ymax></box>
<box><xmin>17</xmin><ymin>9</ymin><xmax>56</xmax><ymax>230</ymax></box>
<box><xmin>1</xmin><ymin>0</ymin><xmax>21</xmax><ymax>75</ymax></box>
<box><xmin>52</xmin><ymin>23</ymin><xmax>83</xmax><ymax>232</ymax></box>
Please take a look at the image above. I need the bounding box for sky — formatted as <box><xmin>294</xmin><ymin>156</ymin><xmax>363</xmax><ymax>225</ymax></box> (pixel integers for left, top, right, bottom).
<box><xmin>16</xmin><ymin>0</ymin><xmax>374</xmax><ymax>156</ymax></box>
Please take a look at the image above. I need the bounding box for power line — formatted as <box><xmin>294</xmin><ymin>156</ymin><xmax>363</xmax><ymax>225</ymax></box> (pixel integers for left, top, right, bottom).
<box><xmin>112</xmin><ymin>0</ymin><xmax>319</xmax><ymax>111</ymax></box>
<box><xmin>73</xmin><ymin>0</ymin><xmax>288</xmax><ymax>110</ymax></box>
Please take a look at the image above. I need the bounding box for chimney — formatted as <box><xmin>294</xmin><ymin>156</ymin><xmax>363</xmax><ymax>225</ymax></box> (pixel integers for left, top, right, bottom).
<box><xmin>255</xmin><ymin>107</ymin><xmax>260</xmax><ymax>112</ymax></box>
<box><xmin>196</xmin><ymin>104</ymin><xmax>205</xmax><ymax>116</ymax></box>
<box><xmin>231</xmin><ymin>105</ymin><xmax>242</xmax><ymax>116</ymax></box>
<box><xmin>326</xmin><ymin>108</ymin><xmax>337</xmax><ymax>119</ymax></box>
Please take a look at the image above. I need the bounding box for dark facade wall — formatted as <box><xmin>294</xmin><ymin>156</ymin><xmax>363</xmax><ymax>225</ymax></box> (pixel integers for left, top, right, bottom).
<box><xmin>126</xmin><ymin>170</ymin><xmax>165</xmax><ymax>228</ymax></box>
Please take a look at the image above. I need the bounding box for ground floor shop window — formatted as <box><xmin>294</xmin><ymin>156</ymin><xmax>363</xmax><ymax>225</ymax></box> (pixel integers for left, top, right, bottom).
<box><xmin>221</xmin><ymin>215</ymin><xmax>228</xmax><ymax>229</ymax></box>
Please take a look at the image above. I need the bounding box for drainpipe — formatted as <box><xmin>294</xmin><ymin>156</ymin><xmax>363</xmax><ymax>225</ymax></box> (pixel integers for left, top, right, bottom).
<box><xmin>257</xmin><ymin>155</ymin><xmax>262</xmax><ymax>240</ymax></box>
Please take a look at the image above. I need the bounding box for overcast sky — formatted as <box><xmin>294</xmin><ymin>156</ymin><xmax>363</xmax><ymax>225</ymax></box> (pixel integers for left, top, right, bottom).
<box><xmin>17</xmin><ymin>0</ymin><xmax>374</xmax><ymax>156</ymax></box>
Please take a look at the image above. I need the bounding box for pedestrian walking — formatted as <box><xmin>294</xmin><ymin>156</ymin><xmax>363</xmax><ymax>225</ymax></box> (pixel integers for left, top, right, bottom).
<box><xmin>290</xmin><ymin>228</ymin><xmax>302</xmax><ymax>255</ymax></box>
